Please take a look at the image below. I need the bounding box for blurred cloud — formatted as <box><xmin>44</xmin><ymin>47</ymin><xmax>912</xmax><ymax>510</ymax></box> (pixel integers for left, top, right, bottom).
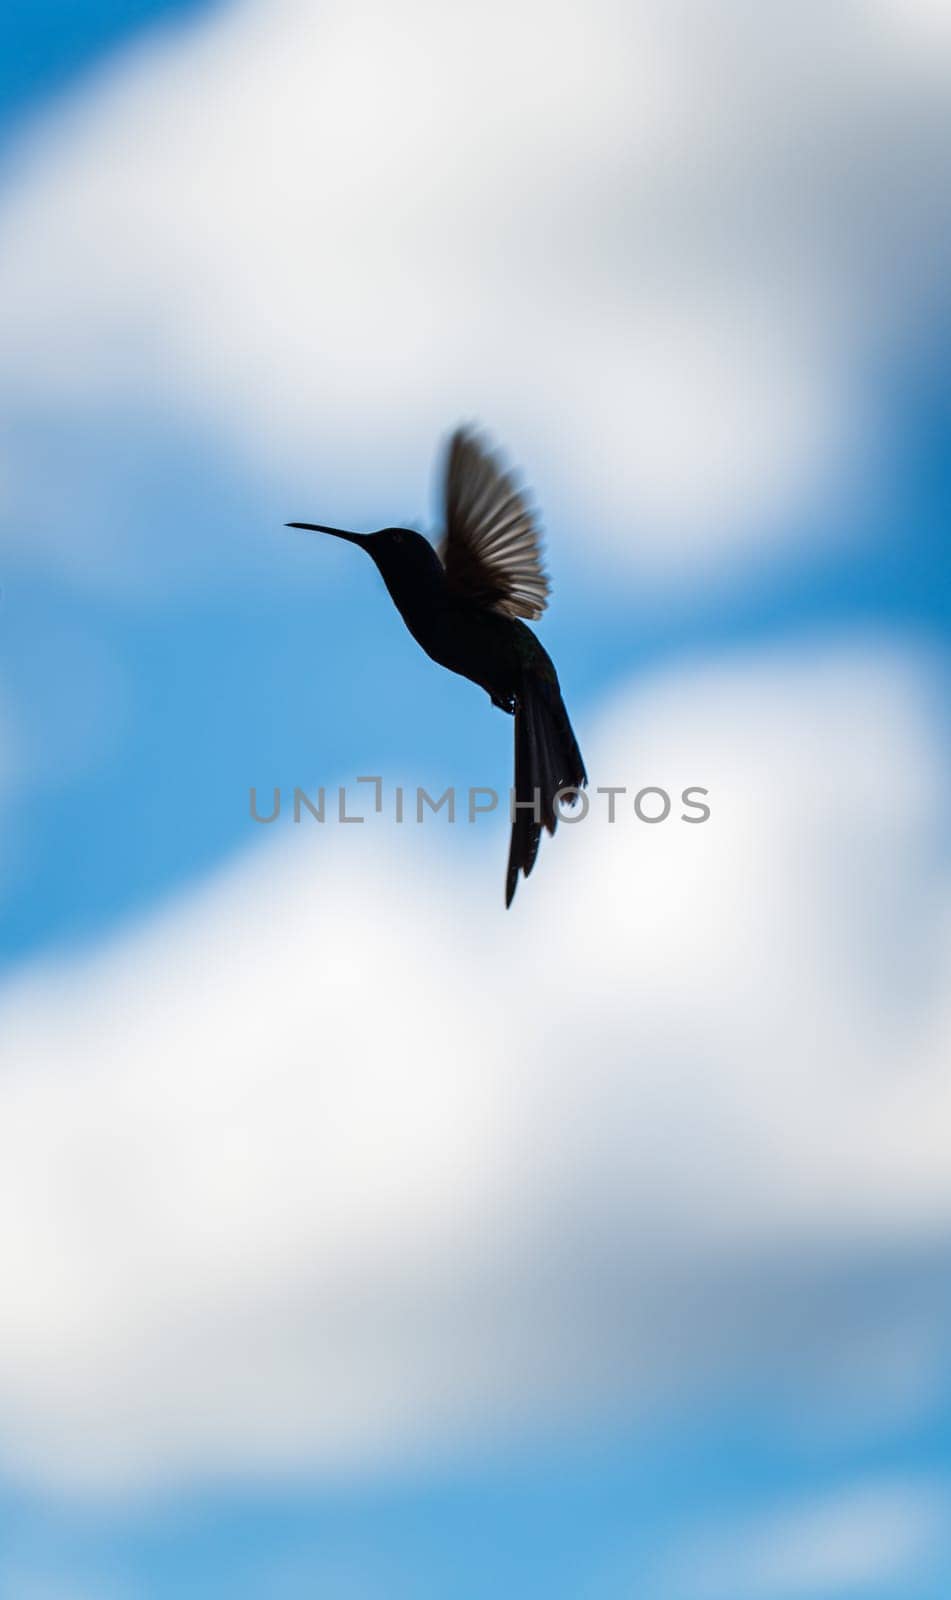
<box><xmin>0</xmin><ymin>634</ymin><xmax>948</xmax><ymax>1495</ymax></box>
<box><xmin>660</xmin><ymin>1477</ymin><xmax>948</xmax><ymax>1598</ymax></box>
<box><xmin>1</xmin><ymin>0</ymin><xmax>950</xmax><ymax>591</ymax></box>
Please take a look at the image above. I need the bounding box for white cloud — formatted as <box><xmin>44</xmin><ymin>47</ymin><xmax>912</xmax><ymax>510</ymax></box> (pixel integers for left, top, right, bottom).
<box><xmin>662</xmin><ymin>1478</ymin><xmax>948</xmax><ymax>1598</ymax></box>
<box><xmin>0</xmin><ymin>636</ymin><xmax>948</xmax><ymax>1495</ymax></box>
<box><xmin>0</xmin><ymin>0</ymin><xmax>949</xmax><ymax>590</ymax></box>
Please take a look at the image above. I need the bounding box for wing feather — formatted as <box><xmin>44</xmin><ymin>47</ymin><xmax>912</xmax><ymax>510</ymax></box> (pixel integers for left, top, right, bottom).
<box><xmin>438</xmin><ymin>429</ymin><xmax>550</xmax><ymax>620</ymax></box>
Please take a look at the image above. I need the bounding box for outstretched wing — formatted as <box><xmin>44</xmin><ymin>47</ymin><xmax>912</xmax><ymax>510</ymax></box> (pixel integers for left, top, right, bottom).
<box><xmin>438</xmin><ymin>429</ymin><xmax>550</xmax><ymax>620</ymax></box>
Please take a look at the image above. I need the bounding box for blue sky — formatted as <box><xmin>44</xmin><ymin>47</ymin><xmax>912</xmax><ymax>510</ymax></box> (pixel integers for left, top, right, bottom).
<box><xmin>0</xmin><ymin>0</ymin><xmax>206</xmax><ymax>131</ymax></box>
<box><xmin>1</xmin><ymin>3</ymin><xmax>950</xmax><ymax>1597</ymax></box>
<box><xmin>3</xmin><ymin>344</ymin><xmax>948</xmax><ymax>963</ymax></box>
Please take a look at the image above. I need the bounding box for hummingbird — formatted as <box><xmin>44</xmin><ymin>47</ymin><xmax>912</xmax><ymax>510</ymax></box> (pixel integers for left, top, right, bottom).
<box><xmin>288</xmin><ymin>427</ymin><xmax>586</xmax><ymax>906</ymax></box>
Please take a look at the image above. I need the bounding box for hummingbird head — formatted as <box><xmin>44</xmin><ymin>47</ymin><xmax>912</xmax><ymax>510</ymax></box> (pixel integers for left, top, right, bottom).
<box><xmin>285</xmin><ymin>522</ymin><xmax>445</xmax><ymax>602</ymax></box>
<box><xmin>363</xmin><ymin>526</ymin><xmax>435</xmax><ymax>564</ymax></box>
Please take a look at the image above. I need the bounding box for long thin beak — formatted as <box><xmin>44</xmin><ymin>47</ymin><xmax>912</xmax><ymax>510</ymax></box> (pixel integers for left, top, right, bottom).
<box><xmin>286</xmin><ymin>522</ymin><xmax>369</xmax><ymax>547</ymax></box>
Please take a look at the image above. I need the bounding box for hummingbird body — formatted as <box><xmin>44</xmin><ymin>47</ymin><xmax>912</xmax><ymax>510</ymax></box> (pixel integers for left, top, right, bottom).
<box><xmin>289</xmin><ymin>429</ymin><xmax>586</xmax><ymax>905</ymax></box>
<box><xmin>370</xmin><ymin>531</ymin><xmax>556</xmax><ymax>710</ymax></box>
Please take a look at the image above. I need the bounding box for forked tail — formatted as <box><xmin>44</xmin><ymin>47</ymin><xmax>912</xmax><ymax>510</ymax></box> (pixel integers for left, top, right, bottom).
<box><xmin>505</xmin><ymin>673</ymin><xmax>587</xmax><ymax>907</ymax></box>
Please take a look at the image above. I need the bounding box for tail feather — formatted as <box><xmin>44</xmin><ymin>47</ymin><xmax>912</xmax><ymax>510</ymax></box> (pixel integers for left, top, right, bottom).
<box><xmin>505</xmin><ymin>674</ymin><xmax>586</xmax><ymax>907</ymax></box>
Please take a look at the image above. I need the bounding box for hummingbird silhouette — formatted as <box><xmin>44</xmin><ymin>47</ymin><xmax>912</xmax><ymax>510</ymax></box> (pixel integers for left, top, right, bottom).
<box><xmin>288</xmin><ymin>428</ymin><xmax>586</xmax><ymax>906</ymax></box>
